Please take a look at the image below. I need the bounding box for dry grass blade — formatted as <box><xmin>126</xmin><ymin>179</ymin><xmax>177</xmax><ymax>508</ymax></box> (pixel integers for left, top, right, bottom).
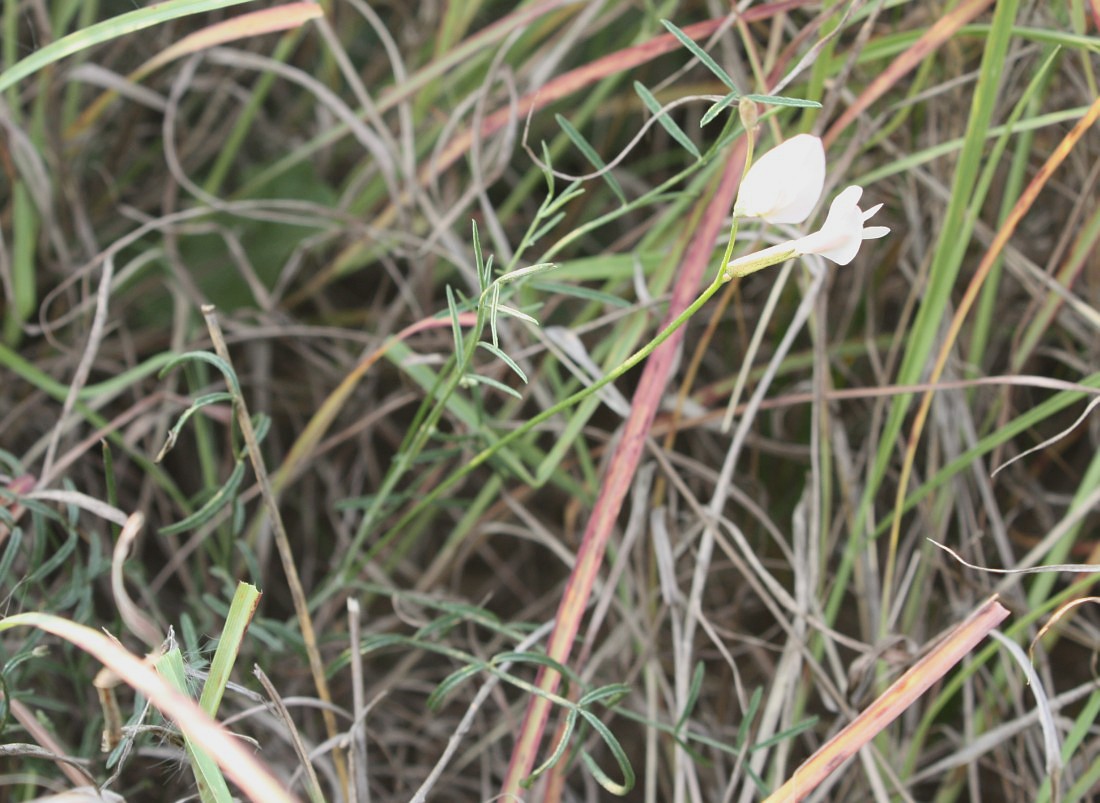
<box><xmin>346</xmin><ymin>598</ymin><xmax>370</xmax><ymax>803</ymax></box>
<box><xmin>4</xmin><ymin>698</ymin><xmax>94</xmax><ymax>789</ymax></box>
<box><xmin>267</xmin><ymin>313</ymin><xmax>477</xmax><ymax>500</ymax></box>
<box><xmin>0</xmin><ymin>614</ymin><xmax>295</xmax><ymax>803</ymax></box>
<box><xmin>765</xmin><ymin>597</ymin><xmax>1009</xmax><ymax>802</ymax></box>
<box><xmin>823</xmin><ymin>0</ymin><xmax>996</xmax><ymax>148</ymax></box>
<box><xmin>108</xmin><ymin>513</ymin><xmax>164</xmax><ymax>651</ymax></box>
<box><xmin>68</xmin><ymin>2</ymin><xmax>324</xmax><ymax>138</ymax></box>
<box><xmin>432</xmin><ymin>2</ymin><xmax>813</xmax><ymax>179</ymax></box>
<box><xmin>1029</xmin><ymin>596</ymin><xmax>1100</xmax><ymax>664</ymax></box>
<box><xmin>254</xmin><ymin>666</ymin><xmax>326</xmax><ymax>803</ymax></box>
<box><xmin>200</xmin><ymin>305</ymin><xmax>348</xmax><ymax>795</ymax></box>
<box><xmin>884</xmin><ymin>95</ymin><xmax>1100</xmax><ymax>613</ymax></box>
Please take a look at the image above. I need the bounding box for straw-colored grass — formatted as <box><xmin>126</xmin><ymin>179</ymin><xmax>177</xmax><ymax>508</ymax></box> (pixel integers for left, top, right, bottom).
<box><xmin>1</xmin><ymin>1</ymin><xmax>1098</xmax><ymax>801</ymax></box>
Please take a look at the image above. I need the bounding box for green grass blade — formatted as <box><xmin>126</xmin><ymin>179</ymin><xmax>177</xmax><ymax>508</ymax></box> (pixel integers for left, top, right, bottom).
<box><xmin>829</xmin><ymin>0</ymin><xmax>1023</xmax><ymax>627</ymax></box>
<box><xmin>155</xmin><ymin>648</ymin><xmax>234</xmax><ymax>803</ymax></box>
<box><xmin>0</xmin><ymin>0</ymin><xmax>259</xmax><ymax>95</ymax></box>
<box><xmin>198</xmin><ymin>582</ymin><xmax>261</xmax><ymax>718</ymax></box>
<box><xmin>2</xmin><ymin>184</ymin><xmax>37</xmax><ymax>345</ymax></box>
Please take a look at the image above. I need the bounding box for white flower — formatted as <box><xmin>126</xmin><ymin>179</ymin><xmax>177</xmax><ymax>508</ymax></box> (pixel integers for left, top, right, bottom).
<box><xmin>733</xmin><ymin>133</ymin><xmax>825</xmax><ymax>224</ymax></box>
<box><xmin>791</xmin><ymin>185</ymin><xmax>890</xmax><ymax>265</ymax></box>
<box><xmin>725</xmin><ymin>185</ymin><xmax>889</xmax><ymax>277</ymax></box>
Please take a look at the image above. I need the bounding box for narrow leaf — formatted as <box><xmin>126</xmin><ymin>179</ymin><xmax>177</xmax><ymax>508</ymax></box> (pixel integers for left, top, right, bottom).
<box><xmin>496</xmin><ymin>304</ymin><xmax>540</xmax><ymax>326</ymax></box>
<box><xmin>478</xmin><ymin>341</ymin><xmax>528</xmax><ymax>383</ymax></box>
<box><xmin>676</xmin><ymin>662</ymin><xmax>706</xmax><ymax>731</ymax></box>
<box><xmin>661</xmin><ymin>19</ymin><xmax>738</xmax><ymax>91</ymax></box>
<box><xmin>528</xmin><ymin>708</ymin><xmax>579</xmax><ymax>783</ymax></box>
<box><xmin>489</xmin><ymin>283</ymin><xmax>501</xmax><ymax>348</ymax></box>
<box><xmin>157</xmin><ymin>392</ymin><xmax>234</xmax><ymax>462</ymax></box>
<box><xmin>543</xmin><ymin>180</ymin><xmax>585</xmax><ymax>217</ymax></box>
<box><xmin>634</xmin><ymin>81</ymin><xmax>700</xmax><ymax>158</ymax></box>
<box><xmin>427</xmin><ymin>663</ymin><xmax>483</xmax><ymax>711</ymax></box>
<box><xmin>471</xmin><ymin>221</ymin><xmax>487</xmax><ymax>291</ymax></box>
<box><xmin>579</xmin><ymin>710</ymin><xmax>635</xmax><ymax>794</ymax></box>
<box><xmin>496</xmin><ymin>262</ymin><xmax>558</xmax><ymax>285</ymax></box>
<box><xmin>159</xmin><ymin>460</ymin><xmax>245</xmax><ymax>536</ymax></box>
<box><xmin>742</xmin><ymin>93</ymin><xmax>823</xmax><ymax>108</ymax></box>
<box><xmin>159</xmin><ymin>351</ymin><xmax>241</xmax><ymax>396</ymax></box>
<box><xmin>555</xmin><ymin>114</ymin><xmax>626</xmax><ymax>204</ymax></box>
<box><xmin>463</xmin><ymin>373</ymin><xmax>523</xmax><ymax>400</ymax></box>
<box><xmin>578</xmin><ymin>683</ymin><xmax>631</xmax><ymax>707</ymax></box>
<box><xmin>701</xmin><ymin>91</ymin><xmax>740</xmax><ymax>127</ymax></box>
<box><xmin>445</xmin><ymin>285</ymin><xmax>465</xmax><ymax>356</ymax></box>
<box><xmin>736</xmin><ymin>686</ymin><xmax>763</xmax><ymax>747</ymax></box>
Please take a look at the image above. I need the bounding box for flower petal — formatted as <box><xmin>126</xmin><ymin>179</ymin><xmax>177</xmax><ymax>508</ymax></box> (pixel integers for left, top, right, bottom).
<box><xmin>862</xmin><ymin>202</ymin><xmax>884</xmax><ymax>221</ymax></box>
<box><xmin>733</xmin><ymin>134</ymin><xmax>825</xmax><ymax>224</ymax></box>
<box><xmin>795</xmin><ymin>185</ymin><xmax>887</xmax><ymax>265</ymax></box>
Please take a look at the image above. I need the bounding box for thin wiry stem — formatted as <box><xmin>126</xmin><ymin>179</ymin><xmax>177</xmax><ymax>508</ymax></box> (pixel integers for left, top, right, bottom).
<box><xmin>202</xmin><ymin>305</ymin><xmax>349</xmax><ymax>796</ymax></box>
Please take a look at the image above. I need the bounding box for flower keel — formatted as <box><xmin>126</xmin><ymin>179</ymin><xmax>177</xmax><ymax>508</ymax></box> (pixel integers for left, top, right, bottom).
<box><xmin>792</xmin><ymin>185</ymin><xmax>890</xmax><ymax>265</ymax></box>
<box><xmin>724</xmin><ymin>185</ymin><xmax>889</xmax><ymax>278</ymax></box>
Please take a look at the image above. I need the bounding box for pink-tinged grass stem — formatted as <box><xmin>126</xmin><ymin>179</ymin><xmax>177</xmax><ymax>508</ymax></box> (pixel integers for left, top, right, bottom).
<box><xmin>498</xmin><ymin>136</ymin><xmax>749</xmax><ymax>801</ymax></box>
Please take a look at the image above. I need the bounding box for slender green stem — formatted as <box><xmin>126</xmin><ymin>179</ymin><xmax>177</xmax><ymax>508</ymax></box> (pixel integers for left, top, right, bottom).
<box><xmin>717</xmin><ymin>114</ymin><xmax>753</xmax><ymax>274</ymax></box>
<box><xmin>338</xmin><ymin>118</ymin><xmax>752</xmax><ymax>575</ymax></box>
<box><xmin>339</xmin><ymin>291</ymin><xmax>490</xmax><ymax>571</ymax></box>
<box><xmin>346</xmin><ymin>240</ymin><xmax>798</xmax><ymax>576</ymax></box>
<box><xmin>336</xmin><ymin>102</ymin><xmax>777</xmax><ymax>581</ymax></box>
<box><xmin>341</xmin><ymin>197</ymin><xmax>563</xmax><ymax>571</ymax></box>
